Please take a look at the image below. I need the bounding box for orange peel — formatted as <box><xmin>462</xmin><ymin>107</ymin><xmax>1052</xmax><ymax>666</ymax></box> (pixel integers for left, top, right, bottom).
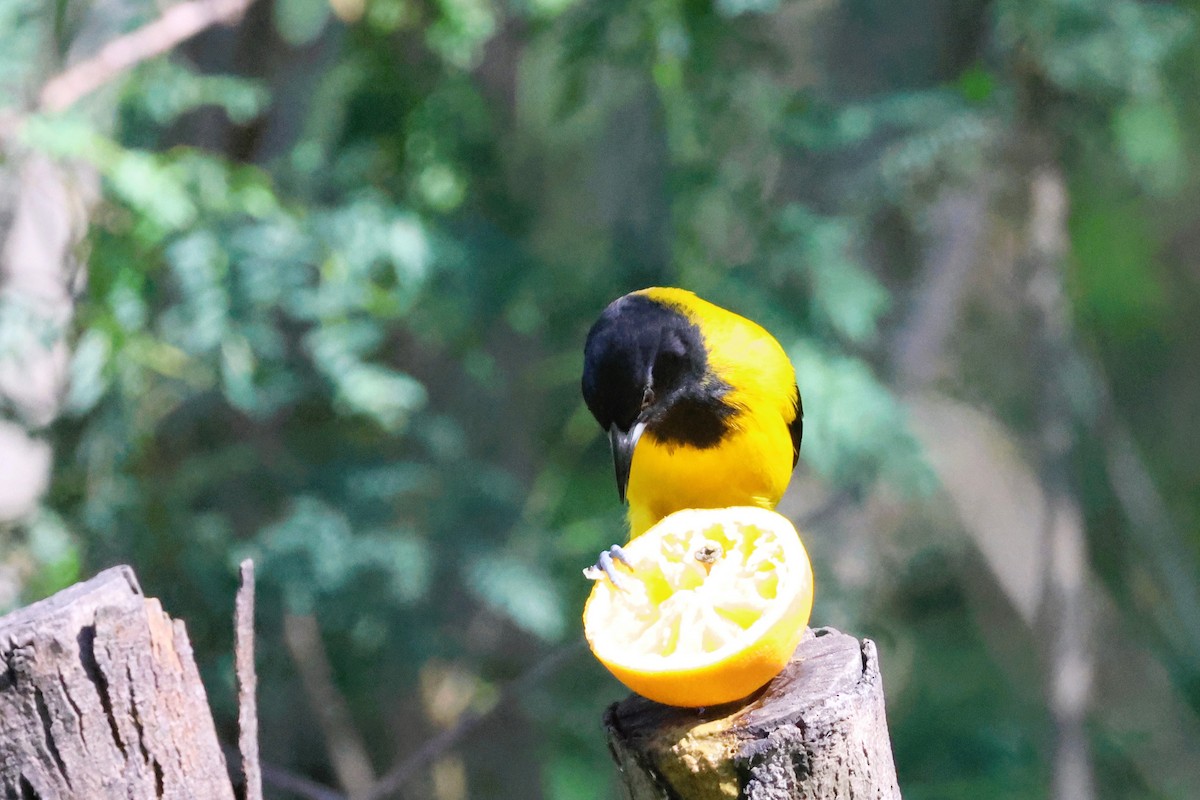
<box><xmin>583</xmin><ymin>507</ymin><xmax>813</xmax><ymax>707</ymax></box>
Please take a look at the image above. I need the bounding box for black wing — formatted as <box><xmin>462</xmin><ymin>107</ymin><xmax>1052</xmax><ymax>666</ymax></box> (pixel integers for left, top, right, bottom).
<box><xmin>789</xmin><ymin>385</ymin><xmax>804</xmax><ymax>467</ymax></box>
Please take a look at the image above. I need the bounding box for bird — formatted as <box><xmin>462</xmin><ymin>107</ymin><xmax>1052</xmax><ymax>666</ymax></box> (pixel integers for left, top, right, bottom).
<box><xmin>581</xmin><ymin>287</ymin><xmax>803</xmax><ymax>582</ymax></box>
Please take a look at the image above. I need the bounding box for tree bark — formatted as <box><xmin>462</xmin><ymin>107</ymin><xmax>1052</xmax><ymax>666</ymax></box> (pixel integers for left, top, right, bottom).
<box><xmin>604</xmin><ymin>628</ymin><xmax>900</xmax><ymax>800</ymax></box>
<box><xmin>0</xmin><ymin>565</ymin><xmax>236</xmax><ymax>799</ymax></box>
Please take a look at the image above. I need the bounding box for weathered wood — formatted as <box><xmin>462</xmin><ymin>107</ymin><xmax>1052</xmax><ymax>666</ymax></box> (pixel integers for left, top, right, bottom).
<box><xmin>236</xmin><ymin>559</ymin><xmax>263</xmax><ymax>800</ymax></box>
<box><xmin>604</xmin><ymin>628</ymin><xmax>901</xmax><ymax>800</ymax></box>
<box><xmin>0</xmin><ymin>566</ymin><xmax>236</xmax><ymax>799</ymax></box>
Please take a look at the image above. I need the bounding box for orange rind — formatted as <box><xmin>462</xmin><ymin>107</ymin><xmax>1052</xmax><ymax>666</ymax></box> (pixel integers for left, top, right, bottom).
<box><xmin>583</xmin><ymin>507</ymin><xmax>813</xmax><ymax>707</ymax></box>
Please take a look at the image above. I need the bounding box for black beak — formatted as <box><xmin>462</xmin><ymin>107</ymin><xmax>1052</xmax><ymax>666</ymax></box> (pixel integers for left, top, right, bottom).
<box><xmin>609</xmin><ymin>422</ymin><xmax>646</xmax><ymax>504</ymax></box>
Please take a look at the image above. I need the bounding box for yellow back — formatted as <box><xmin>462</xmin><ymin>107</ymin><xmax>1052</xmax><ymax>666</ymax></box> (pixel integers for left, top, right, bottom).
<box><xmin>625</xmin><ymin>288</ymin><xmax>799</xmax><ymax>536</ymax></box>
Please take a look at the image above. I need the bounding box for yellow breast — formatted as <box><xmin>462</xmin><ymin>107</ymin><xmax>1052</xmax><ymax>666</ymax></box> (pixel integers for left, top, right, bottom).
<box><xmin>625</xmin><ymin>417</ymin><xmax>795</xmax><ymax>537</ymax></box>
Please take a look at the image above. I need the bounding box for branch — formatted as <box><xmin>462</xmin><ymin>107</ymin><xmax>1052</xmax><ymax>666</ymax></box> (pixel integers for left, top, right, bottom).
<box><xmin>283</xmin><ymin>613</ymin><xmax>377</xmax><ymax>798</ymax></box>
<box><xmin>38</xmin><ymin>0</ymin><xmax>256</xmax><ymax>114</ymax></box>
<box><xmin>236</xmin><ymin>559</ymin><xmax>263</xmax><ymax>800</ymax></box>
<box><xmin>1023</xmin><ymin>165</ymin><xmax>1096</xmax><ymax>800</ymax></box>
<box><xmin>1101</xmin><ymin>393</ymin><xmax>1200</xmax><ymax>662</ymax></box>
<box><xmin>364</xmin><ymin>641</ymin><xmax>585</xmax><ymax>800</ymax></box>
<box><xmin>260</xmin><ymin>761</ymin><xmax>349</xmax><ymax>800</ymax></box>
<box><xmin>222</xmin><ymin>743</ymin><xmax>349</xmax><ymax>800</ymax></box>
<box><xmin>889</xmin><ymin>187</ymin><xmax>988</xmax><ymax>388</ymax></box>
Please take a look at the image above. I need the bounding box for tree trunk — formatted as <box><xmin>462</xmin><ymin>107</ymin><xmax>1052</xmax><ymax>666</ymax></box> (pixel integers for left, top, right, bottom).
<box><xmin>0</xmin><ymin>565</ymin><xmax>236</xmax><ymax>799</ymax></box>
<box><xmin>604</xmin><ymin>628</ymin><xmax>901</xmax><ymax>800</ymax></box>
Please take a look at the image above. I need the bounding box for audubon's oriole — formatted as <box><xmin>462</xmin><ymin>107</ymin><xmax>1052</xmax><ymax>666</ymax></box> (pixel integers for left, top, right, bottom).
<box><xmin>581</xmin><ymin>287</ymin><xmax>803</xmax><ymax>581</ymax></box>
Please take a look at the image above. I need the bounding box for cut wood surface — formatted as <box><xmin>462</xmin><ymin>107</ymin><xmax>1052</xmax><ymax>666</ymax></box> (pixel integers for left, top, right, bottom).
<box><xmin>0</xmin><ymin>566</ymin><xmax>236</xmax><ymax>799</ymax></box>
<box><xmin>605</xmin><ymin>627</ymin><xmax>901</xmax><ymax>800</ymax></box>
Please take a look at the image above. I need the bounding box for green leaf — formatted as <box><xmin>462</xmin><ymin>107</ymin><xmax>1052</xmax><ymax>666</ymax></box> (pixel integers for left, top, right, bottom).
<box><xmin>714</xmin><ymin>0</ymin><xmax>778</xmax><ymax>18</ymax></box>
<box><xmin>20</xmin><ymin>508</ymin><xmax>81</xmax><ymax>603</ymax></box>
<box><xmin>64</xmin><ymin>329</ymin><xmax>112</xmax><ymax>416</ymax></box>
<box><xmin>791</xmin><ymin>341</ymin><xmax>933</xmax><ymax>493</ymax></box>
<box><xmin>135</xmin><ymin>61</ymin><xmax>270</xmax><ymax>125</ymax></box>
<box><xmin>1113</xmin><ymin>99</ymin><xmax>1185</xmax><ymax>195</ymax></box>
<box><xmin>107</xmin><ymin>150</ymin><xmax>197</xmax><ymax>235</ymax></box>
<box><xmin>274</xmin><ymin>0</ymin><xmax>330</xmax><ymax>45</ymax></box>
<box><xmin>776</xmin><ymin>206</ymin><xmax>889</xmax><ymax>345</ymax></box>
<box><xmin>332</xmin><ymin>362</ymin><xmax>427</xmax><ymax>431</ymax></box>
<box><xmin>957</xmin><ymin>64</ymin><xmax>996</xmax><ymax>104</ymax></box>
<box><xmin>467</xmin><ymin>553</ymin><xmax>566</xmax><ymax>641</ymax></box>
<box><xmin>426</xmin><ymin>0</ymin><xmax>497</xmax><ymax>66</ymax></box>
<box><xmin>253</xmin><ymin>497</ymin><xmax>432</xmax><ymax>612</ymax></box>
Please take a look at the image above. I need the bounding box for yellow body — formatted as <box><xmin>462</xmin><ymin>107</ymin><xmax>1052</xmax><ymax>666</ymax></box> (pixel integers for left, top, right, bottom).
<box><xmin>624</xmin><ymin>288</ymin><xmax>800</xmax><ymax>538</ymax></box>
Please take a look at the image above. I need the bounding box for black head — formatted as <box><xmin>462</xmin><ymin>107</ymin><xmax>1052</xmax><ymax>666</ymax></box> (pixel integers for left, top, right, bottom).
<box><xmin>581</xmin><ymin>293</ymin><xmax>734</xmax><ymax>501</ymax></box>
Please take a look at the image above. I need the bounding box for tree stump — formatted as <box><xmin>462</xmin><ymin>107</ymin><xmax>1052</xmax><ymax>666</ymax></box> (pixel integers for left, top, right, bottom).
<box><xmin>604</xmin><ymin>628</ymin><xmax>901</xmax><ymax>799</ymax></box>
<box><xmin>0</xmin><ymin>565</ymin><xmax>236</xmax><ymax>799</ymax></box>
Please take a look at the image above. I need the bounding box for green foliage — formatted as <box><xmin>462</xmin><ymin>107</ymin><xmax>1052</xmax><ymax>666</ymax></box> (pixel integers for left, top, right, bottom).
<box><xmin>790</xmin><ymin>341</ymin><xmax>933</xmax><ymax>494</ymax></box>
<box><xmin>253</xmin><ymin>496</ymin><xmax>430</xmax><ymax>611</ymax></box>
<box><xmin>1112</xmin><ymin>98</ymin><xmax>1185</xmax><ymax>195</ymax></box>
<box><xmin>0</xmin><ymin>0</ymin><xmax>47</xmax><ymax>105</ymax></box>
<box><xmin>274</xmin><ymin>0</ymin><xmax>332</xmax><ymax>46</ymax></box>
<box><xmin>1</xmin><ymin>0</ymin><xmax>1197</xmax><ymax>796</ymax></box>
<box><xmin>996</xmin><ymin>0</ymin><xmax>1192</xmax><ymax>101</ymax></box>
<box><xmin>885</xmin><ymin>552</ymin><xmax>1049</xmax><ymax>800</ymax></box>
<box><xmin>467</xmin><ymin>553</ymin><xmax>566</xmax><ymax>640</ymax></box>
<box><xmin>134</xmin><ymin>61</ymin><xmax>270</xmax><ymax>126</ymax></box>
<box><xmin>773</xmin><ymin>206</ymin><xmax>889</xmax><ymax>345</ymax></box>
<box><xmin>13</xmin><ymin>508</ymin><xmax>81</xmax><ymax>602</ymax></box>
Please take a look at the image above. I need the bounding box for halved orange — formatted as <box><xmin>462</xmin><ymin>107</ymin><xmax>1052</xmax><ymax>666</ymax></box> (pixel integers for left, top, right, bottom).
<box><xmin>583</xmin><ymin>506</ymin><xmax>814</xmax><ymax>707</ymax></box>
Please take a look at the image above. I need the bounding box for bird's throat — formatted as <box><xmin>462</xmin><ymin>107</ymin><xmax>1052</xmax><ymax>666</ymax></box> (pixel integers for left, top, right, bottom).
<box><xmin>646</xmin><ymin>392</ymin><xmax>736</xmax><ymax>450</ymax></box>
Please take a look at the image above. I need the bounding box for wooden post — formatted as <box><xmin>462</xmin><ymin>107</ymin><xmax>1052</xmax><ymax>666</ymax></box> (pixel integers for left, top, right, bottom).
<box><xmin>0</xmin><ymin>566</ymin><xmax>237</xmax><ymax>799</ymax></box>
<box><xmin>604</xmin><ymin>628</ymin><xmax>901</xmax><ymax>800</ymax></box>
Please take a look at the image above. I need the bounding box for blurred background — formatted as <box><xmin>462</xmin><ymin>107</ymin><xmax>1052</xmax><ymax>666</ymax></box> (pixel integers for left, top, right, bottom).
<box><xmin>1</xmin><ymin>0</ymin><xmax>1199</xmax><ymax>797</ymax></box>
